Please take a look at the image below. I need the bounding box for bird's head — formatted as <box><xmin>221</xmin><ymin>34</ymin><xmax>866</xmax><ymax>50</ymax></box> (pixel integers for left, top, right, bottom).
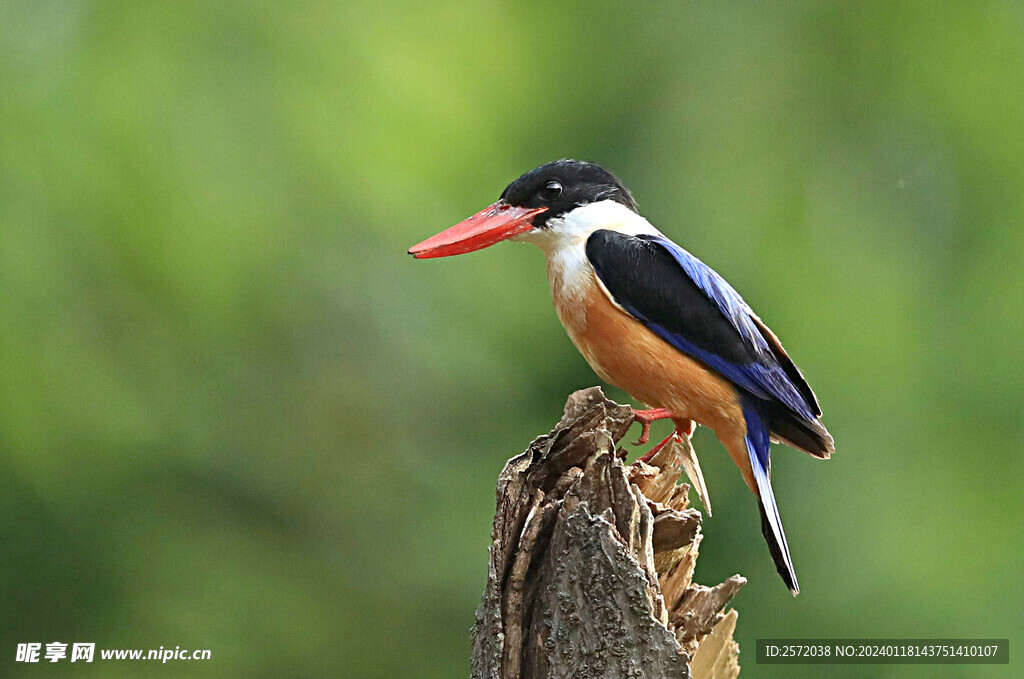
<box><xmin>408</xmin><ymin>159</ymin><xmax>638</xmax><ymax>259</ymax></box>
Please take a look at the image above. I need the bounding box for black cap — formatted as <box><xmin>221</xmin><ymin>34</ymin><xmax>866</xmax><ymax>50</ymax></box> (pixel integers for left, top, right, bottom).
<box><xmin>500</xmin><ymin>159</ymin><xmax>638</xmax><ymax>228</ymax></box>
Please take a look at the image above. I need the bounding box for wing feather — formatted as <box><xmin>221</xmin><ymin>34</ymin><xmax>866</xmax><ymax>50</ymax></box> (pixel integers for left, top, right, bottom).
<box><xmin>585</xmin><ymin>230</ymin><xmax>818</xmax><ymax>423</ymax></box>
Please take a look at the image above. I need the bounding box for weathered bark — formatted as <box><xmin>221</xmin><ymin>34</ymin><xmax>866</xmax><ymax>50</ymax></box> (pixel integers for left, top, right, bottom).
<box><xmin>471</xmin><ymin>387</ymin><xmax>744</xmax><ymax>679</ymax></box>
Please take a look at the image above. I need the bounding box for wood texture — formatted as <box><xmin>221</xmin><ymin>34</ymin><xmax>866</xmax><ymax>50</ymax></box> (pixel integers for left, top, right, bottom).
<box><xmin>471</xmin><ymin>387</ymin><xmax>745</xmax><ymax>679</ymax></box>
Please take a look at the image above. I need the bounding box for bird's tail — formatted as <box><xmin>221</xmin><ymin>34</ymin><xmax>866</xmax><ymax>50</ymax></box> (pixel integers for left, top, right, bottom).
<box><xmin>765</xmin><ymin>401</ymin><xmax>835</xmax><ymax>459</ymax></box>
<box><xmin>742</xmin><ymin>397</ymin><xmax>800</xmax><ymax>595</ymax></box>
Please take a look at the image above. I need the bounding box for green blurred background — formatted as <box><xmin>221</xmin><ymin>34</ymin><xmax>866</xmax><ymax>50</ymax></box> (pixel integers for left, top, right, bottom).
<box><xmin>2</xmin><ymin>2</ymin><xmax>1022</xmax><ymax>677</ymax></box>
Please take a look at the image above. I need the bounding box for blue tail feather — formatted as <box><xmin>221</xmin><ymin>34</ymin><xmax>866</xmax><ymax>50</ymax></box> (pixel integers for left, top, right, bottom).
<box><xmin>741</xmin><ymin>397</ymin><xmax>800</xmax><ymax>594</ymax></box>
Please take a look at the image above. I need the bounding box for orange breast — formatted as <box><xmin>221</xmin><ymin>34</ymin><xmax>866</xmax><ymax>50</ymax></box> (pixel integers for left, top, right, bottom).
<box><xmin>552</xmin><ymin>271</ymin><xmax>747</xmax><ymax>439</ymax></box>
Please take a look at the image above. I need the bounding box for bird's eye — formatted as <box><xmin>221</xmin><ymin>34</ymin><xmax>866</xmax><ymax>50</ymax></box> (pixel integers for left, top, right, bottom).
<box><xmin>538</xmin><ymin>180</ymin><xmax>562</xmax><ymax>201</ymax></box>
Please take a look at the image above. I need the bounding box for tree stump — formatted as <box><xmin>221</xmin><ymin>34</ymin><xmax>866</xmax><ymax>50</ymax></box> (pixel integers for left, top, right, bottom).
<box><xmin>471</xmin><ymin>387</ymin><xmax>745</xmax><ymax>679</ymax></box>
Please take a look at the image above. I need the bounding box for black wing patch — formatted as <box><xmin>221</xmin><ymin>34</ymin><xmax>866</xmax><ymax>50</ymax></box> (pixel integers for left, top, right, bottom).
<box><xmin>585</xmin><ymin>229</ymin><xmax>821</xmax><ymax>423</ymax></box>
<box><xmin>585</xmin><ymin>230</ymin><xmax>757</xmax><ymax>365</ymax></box>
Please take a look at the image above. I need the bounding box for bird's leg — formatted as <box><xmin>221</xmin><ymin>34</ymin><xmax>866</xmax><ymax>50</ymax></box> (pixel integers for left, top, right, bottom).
<box><xmin>637</xmin><ymin>432</ymin><xmax>676</xmax><ymax>464</ymax></box>
<box><xmin>631</xmin><ymin>407</ymin><xmax>674</xmax><ymax>445</ymax></box>
<box><xmin>676</xmin><ymin>418</ymin><xmax>696</xmax><ymax>438</ymax></box>
<box><xmin>637</xmin><ymin>419</ymin><xmax>696</xmax><ymax>464</ymax></box>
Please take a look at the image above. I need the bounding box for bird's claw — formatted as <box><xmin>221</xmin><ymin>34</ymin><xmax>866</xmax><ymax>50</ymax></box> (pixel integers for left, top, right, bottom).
<box><xmin>632</xmin><ymin>419</ymin><xmax>653</xmax><ymax>446</ymax></box>
<box><xmin>637</xmin><ymin>432</ymin><xmax>678</xmax><ymax>464</ymax></box>
<box><xmin>630</xmin><ymin>407</ymin><xmax>674</xmax><ymax>446</ymax></box>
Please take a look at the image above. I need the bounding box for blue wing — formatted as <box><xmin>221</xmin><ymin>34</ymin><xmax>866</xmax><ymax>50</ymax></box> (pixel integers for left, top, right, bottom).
<box><xmin>585</xmin><ymin>230</ymin><xmax>820</xmax><ymax>423</ymax></box>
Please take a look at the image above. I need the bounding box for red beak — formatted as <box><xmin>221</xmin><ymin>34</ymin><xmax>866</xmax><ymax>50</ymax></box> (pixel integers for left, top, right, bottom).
<box><xmin>408</xmin><ymin>202</ymin><xmax>547</xmax><ymax>259</ymax></box>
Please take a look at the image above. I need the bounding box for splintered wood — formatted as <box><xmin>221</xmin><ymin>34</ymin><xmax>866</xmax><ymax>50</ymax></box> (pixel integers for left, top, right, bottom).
<box><xmin>471</xmin><ymin>388</ymin><xmax>744</xmax><ymax>679</ymax></box>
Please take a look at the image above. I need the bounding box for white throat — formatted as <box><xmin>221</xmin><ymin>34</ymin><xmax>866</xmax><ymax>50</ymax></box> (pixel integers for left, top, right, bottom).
<box><xmin>512</xmin><ymin>200</ymin><xmax>663</xmax><ymax>328</ymax></box>
<box><xmin>514</xmin><ymin>200</ymin><xmax>661</xmax><ymax>254</ymax></box>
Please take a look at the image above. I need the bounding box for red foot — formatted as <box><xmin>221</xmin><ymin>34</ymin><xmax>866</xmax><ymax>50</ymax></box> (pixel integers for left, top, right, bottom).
<box><xmin>638</xmin><ymin>431</ymin><xmax>677</xmax><ymax>464</ymax></box>
<box><xmin>631</xmin><ymin>407</ymin><xmax>674</xmax><ymax>445</ymax></box>
<box><xmin>637</xmin><ymin>419</ymin><xmax>696</xmax><ymax>464</ymax></box>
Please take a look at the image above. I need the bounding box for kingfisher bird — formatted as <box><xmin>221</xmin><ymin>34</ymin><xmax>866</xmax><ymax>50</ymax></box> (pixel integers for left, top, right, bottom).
<box><xmin>408</xmin><ymin>159</ymin><xmax>834</xmax><ymax>594</ymax></box>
